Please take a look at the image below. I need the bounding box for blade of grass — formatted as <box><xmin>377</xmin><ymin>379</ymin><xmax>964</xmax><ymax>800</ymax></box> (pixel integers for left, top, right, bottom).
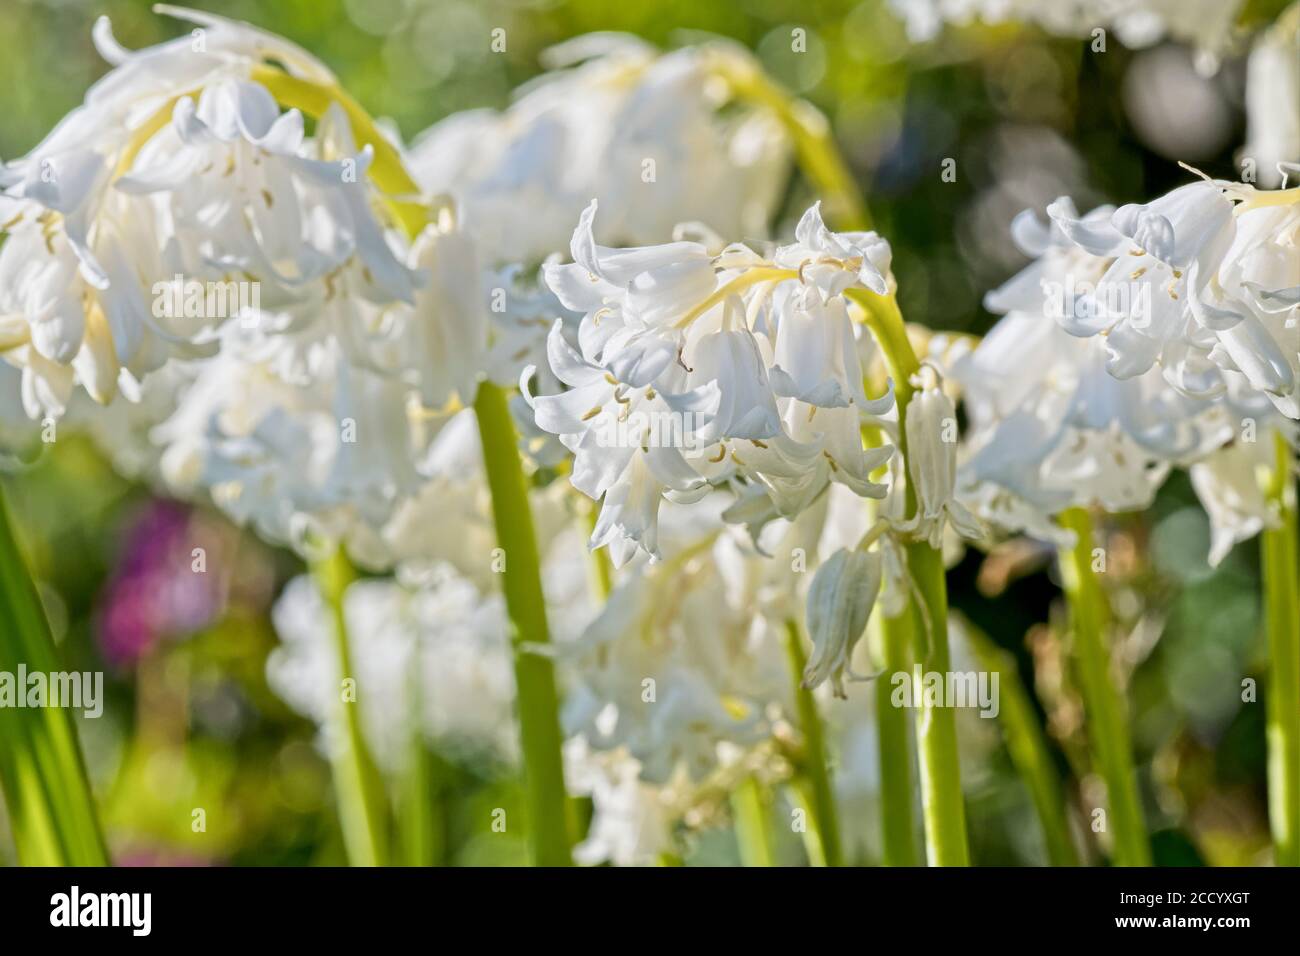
<box><xmin>0</xmin><ymin>483</ymin><xmax>108</xmax><ymax>865</ymax></box>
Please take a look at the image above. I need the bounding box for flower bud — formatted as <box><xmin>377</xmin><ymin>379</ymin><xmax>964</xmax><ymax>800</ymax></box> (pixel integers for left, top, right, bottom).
<box><xmin>803</xmin><ymin>547</ymin><xmax>882</xmax><ymax>698</ymax></box>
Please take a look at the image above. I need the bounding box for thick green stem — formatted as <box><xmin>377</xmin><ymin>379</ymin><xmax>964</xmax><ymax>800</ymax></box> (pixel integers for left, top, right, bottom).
<box><xmin>1057</xmin><ymin>507</ymin><xmax>1150</xmax><ymax>866</ymax></box>
<box><xmin>311</xmin><ymin>548</ymin><xmax>390</xmax><ymax>866</ymax></box>
<box><xmin>474</xmin><ymin>382</ymin><xmax>572</xmax><ymax>866</ymax></box>
<box><xmin>846</xmin><ymin>287</ymin><xmax>968</xmax><ymax>866</ymax></box>
<box><xmin>906</xmin><ymin>542</ymin><xmax>971</xmax><ymax>865</ymax></box>
<box><xmin>1260</xmin><ymin>430</ymin><xmax>1300</xmax><ymax>866</ymax></box>
<box><xmin>783</xmin><ymin>619</ymin><xmax>844</xmax><ymax>867</ymax></box>
<box><xmin>0</xmin><ymin>483</ymin><xmax>108</xmax><ymax>865</ymax></box>
<box><xmin>964</xmin><ymin>617</ymin><xmax>1079</xmax><ymax>866</ymax></box>
<box><xmin>731</xmin><ymin>775</ymin><xmax>776</xmax><ymax>867</ymax></box>
<box><xmin>875</xmin><ymin>607</ymin><xmax>921</xmax><ymax>866</ymax></box>
<box><xmin>246</xmin><ymin>68</ymin><xmax>572</xmax><ymax>866</ymax></box>
<box><xmin>850</xmin><ymin>291</ymin><xmax>916</xmax><ymax>420</ymax></box>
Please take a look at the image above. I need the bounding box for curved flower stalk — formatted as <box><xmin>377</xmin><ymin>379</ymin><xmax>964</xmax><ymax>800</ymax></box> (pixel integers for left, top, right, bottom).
<box><xmin>950</xmin><ymin>204</ymin><xmax>1169</xmax><ymax>865</ymax></box>
<box><xmin>0</xmin><ymin>3</ymin><xmax>376</xmax><ymax>868</ymax></box>
<box><xmin>267</xmin><ymin>53</ymin><xmax>583</xmax><ymax>866</ymax></box>
<box><xmin>696</xmin><ymin>44</ymin><xmax>869</xmax><ymax>231</ymax></box>
<box><xmin>5</xmin><ymin>9</ymin><xmax>860</xmax><ymax>867</ymax></box>
<box><xmin>844</xmin><ymin>288</ymin><xmax>977</xmax><ymax>865</ymax></box>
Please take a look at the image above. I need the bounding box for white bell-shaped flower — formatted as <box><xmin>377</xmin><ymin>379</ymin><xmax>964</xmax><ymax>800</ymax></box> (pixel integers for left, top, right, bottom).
<box><xmin>1189</xmin><ymin>437</ymin><xmax>1287</xmax><ymax>567</ymax></box>
<box><xmin>773</xmin><ymin>202</ymin><xmax>892</xmax><ymax>299</ymax></box>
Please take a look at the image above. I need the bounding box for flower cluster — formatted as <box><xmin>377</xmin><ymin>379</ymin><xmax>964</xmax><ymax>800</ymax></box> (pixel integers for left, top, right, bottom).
<box><xmin>529</xmin><ymin>201</ymin><xmax>903</xmax><ymax>566</ymax></box>
<box><xmin>953</xmin><ymin>176</ymin><xmax>1299</xmax><ymax>562</ymax></box>
<box><xmin>0</xmin><ymin>8</ymin><xmax>425</xmax><ymax>418</ymax></box>
<box><xmin>0</xmin><ymin>10</ymin><xmax>816</xmax><ymax>579</ymax></box>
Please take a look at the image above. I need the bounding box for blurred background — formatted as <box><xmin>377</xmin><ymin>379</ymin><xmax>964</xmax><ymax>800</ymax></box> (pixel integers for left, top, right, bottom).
<box><xmin>0</xmin><ymin>0</ymin><xmax>1286</xmax><ymax>865</ymax></box>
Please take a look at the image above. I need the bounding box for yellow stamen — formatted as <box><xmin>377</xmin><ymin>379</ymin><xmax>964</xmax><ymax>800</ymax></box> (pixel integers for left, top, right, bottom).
<box><xmin>673</xmin><ymin>267</ymin><xmax>798</xmax><ymax>330</ymax></box>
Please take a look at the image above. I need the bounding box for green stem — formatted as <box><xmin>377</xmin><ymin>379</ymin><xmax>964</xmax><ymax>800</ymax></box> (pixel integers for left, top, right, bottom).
<box><xmin>311</xmin><ymin>548</ymin><xmax>390</xmax><ymax>866</ymax></box>
<box><xmin>396</xmin><ymin>742</ymin><xmax>440</xmax><ymax>866</ymax></box>
<box><xmin>1057</xmin><ymin>507</ymin><xmax>1150</xmax><ymax>866</ymax></box>
<box><xmin>850</xmin><ymin>291</ymin><xmax>916</xmax><ymax>420</ymax></box>
<box><xmin>963</xmin><ymin>616</ymin><xmax>1080</xmax><ymax>866</ymax></box>
<box><xmin>875</xmin><ymin>607</ymin><xmax>921</xmax><ymax>866</ymax></box>
<box><xmin>731</xmin><ymin>775</ymin><xmax>776</xmax><ymax>867</ymax></box>
<box><xmin>474</xmin><ymin>381</ymin><xmax>572</xmax><ymax>866</ymax></box>
<box><xmin>906</xmin><ymin>541</ymin><xmax>971</xmax><ymax>865</ymax></box>
<box><xmin>713</xmin><ymin>53</ymin><xmax>869</xmax><ymax>230</ymax></box>
<box><xmin>846</xmin><ymin>287</ymin><xmax>968</xmax><ymax>866</ymax></box>
<box><xmin>0</xmin><ymin>483</ymin><xmax>108</xmax><ymax>865</ymax></box>
<box><xmin>783</xmin><ymin>619</ymin><xmax>844</xmax><ymax>867</ymax></box>
<box><xmin>582</xmin><ymin>498</ymin><xmax>613</xmax><ymax>602</ymax></box>
<box><xmin>1260</xmin><ymin>429</ymin><xmax>1300</xmax><ymax>866</ymax></box>
<box><xmin>246</xmin><ymin>67</ymin><xmax>572</xmax><ymax>866</ymax></box>
<box><xmin>396</xmin><ymin>664</ymin><xmax>442</xmax><ymax>866</ymax></box>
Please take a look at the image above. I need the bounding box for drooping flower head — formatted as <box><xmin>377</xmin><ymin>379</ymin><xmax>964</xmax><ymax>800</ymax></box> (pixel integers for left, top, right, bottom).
<box><xmin>0</xmin><ymin>7</ymin><xmax>421</xmax><ymax>417</ymax></box>
<box><xmin>530</xmin><ymin>201</ymin><xmax>898</xmax><ymax>566</ymax></box>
